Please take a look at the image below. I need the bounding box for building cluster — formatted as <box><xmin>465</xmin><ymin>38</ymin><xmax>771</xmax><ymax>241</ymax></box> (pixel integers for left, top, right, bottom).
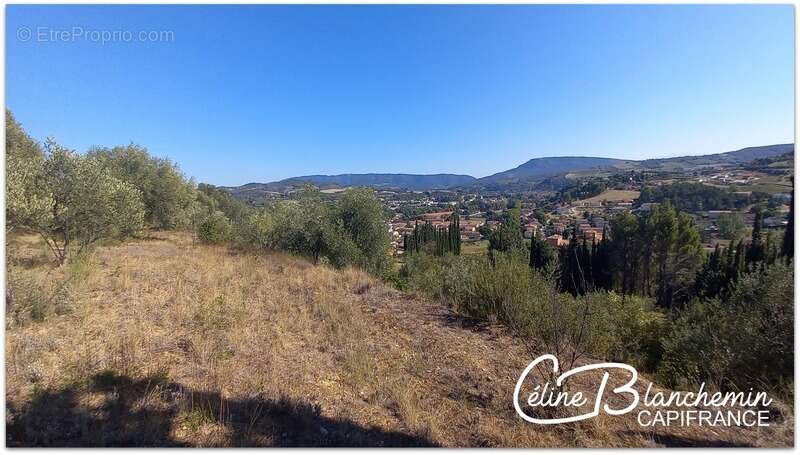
<box><xmin>543</xmin><ymin>214</ymin><xmax>607</xmax><ymax>247</ymax></box>
<box><xmin>698</xmin><ymin>171</ymin><xmax>757</xmax><ymax>186</ymax></box>
<box><xmin>389</xmin><ymin>211</ymin><xmax>486</xmax><ymax>251</ymax></box>
<box><xmin>385</xmin><ymin>184</ymin><xmax>792</xmax><ymax>255</ymax></box>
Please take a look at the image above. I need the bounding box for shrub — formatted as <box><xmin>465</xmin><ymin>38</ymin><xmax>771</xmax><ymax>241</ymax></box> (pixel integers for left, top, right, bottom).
<box><xmin>659</xmin><ymin>262</ymin><xmax>793</xmax><ymax>391</ymax></box>
<box><xmin>595</xmin><ymin>292</ymin><xmax>665</xmax><ymax>369</ymax></box>
<box><xmin>198</xmin><ymin>211</ymin><xmax>233</xmax><ymax>244</ymax></box>
<box><xmin>234</xmin><ymin>189</ymin><xmax>390</xmax><ymax>275</ymax></box>
<box><xmin>401</xmin><ymin>251</ymin><xmax>666</xmax><ymax>373</ymax></box>
<box><xmin>6</xmin><ymin>268</ymin><xmax>73</xmax><ymax>327</ymax></box>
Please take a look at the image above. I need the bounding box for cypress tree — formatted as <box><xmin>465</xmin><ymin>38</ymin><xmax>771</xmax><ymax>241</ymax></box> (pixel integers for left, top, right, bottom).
<box><xmin>734</xmin><ymin>239</ymin><xmax>746</xmax><ymax>278</ymax></box>
<box><xmin>451</xmin><ymin>212</ymin><xmax>461</xmax><ymax>255</ymax></box>
<box><xmin>529</xmin><ymin>232</ymin><xmax>553</xmax><ymax>271</ymax></box>
<box><xmin>746</xmin><ymin>210</ymin><xmax>765</xmax><ymax>266</ymax></box>
<box><xmin>781</xmin><ymin>186</ymin><xmax>793</xmax><ymax>261</ymax></box>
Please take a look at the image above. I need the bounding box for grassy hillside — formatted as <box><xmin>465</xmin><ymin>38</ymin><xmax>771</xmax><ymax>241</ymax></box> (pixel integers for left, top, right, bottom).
<box><xmin>5</xmin><ymin>233</ymin><xmax>792</xmax><ymax>447</ymax></box>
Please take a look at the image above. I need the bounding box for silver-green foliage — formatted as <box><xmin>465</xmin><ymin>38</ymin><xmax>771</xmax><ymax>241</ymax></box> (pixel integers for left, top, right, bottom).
<box><xmin>235</xmin><ymin>188</ymin><xmax>389</xmax><ymax>274</ymax></box>
<box><xmin>8</xmin><ymin>134</ymin><xmax>145</xmax><ymax>264</ymax></box>
<box><xmin>88</xmin><ymin>144</ymin><xmax>197</xmax><ymax>230</ymax></box>
<box><xmin>197</xmin><ymin>211</ymin><xmax>233</xmax><ymax>244</ymax></box>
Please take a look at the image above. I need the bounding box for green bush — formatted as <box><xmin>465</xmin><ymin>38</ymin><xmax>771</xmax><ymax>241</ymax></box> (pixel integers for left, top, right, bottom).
<box><xmin>401</xmin><ymin>251</ymin><xmax>666</xmax><ymax>371</ymax></box>
<box><xmin>595</xmin><ymin>292</ymin><xmax>665</xmax><ymax>369</ymax></box>
<box><xmin>234</xmin><ymin>188</ymin><xmax>390</xmax><ymax>275</ymax></box>
<box><xmin>659</xmin><ymin>262</ymin><xmax>793</xmax><ymax>391</ymax></box>
<box><xmin>197</xmin><ymin>211</ymin><xmax>232</xmax><ymax>244</ymax></box>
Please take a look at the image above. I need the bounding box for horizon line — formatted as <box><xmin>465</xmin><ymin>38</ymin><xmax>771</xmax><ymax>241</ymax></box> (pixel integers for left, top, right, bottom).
<box><xmin>221</xmin><ymin>141</ymin><xmax>794</xmax><ymax>188</ymax></box>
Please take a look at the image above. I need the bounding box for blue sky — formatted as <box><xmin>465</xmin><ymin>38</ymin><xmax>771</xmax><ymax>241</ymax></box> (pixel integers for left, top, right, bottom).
<box><xmin>6</xmin><ymin>5</ymin><xmax>795</xmax><ymax>186</ymax></box>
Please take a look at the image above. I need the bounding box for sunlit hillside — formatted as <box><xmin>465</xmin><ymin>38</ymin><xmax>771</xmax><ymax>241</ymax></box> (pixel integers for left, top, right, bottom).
<box><xmin>5</xmin><ymin>232</ymin><xmax>792</xmax><ymax>447</ymax></box>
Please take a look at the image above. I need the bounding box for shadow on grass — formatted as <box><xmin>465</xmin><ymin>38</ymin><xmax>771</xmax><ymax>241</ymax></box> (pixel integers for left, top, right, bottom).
<box><xmin>618</xmin><ymin>430</ymin><xmax>752</xmax><ymax>448</ymax></box>
<box><xmin>433</xmin><ymin>312</ymin><xmax>493</xmax><ymax>333</ymax></box>
<box><xmin>7</xmin><ymin>371</ymin><xmax>437</xmax><ymax>447</ymax></box>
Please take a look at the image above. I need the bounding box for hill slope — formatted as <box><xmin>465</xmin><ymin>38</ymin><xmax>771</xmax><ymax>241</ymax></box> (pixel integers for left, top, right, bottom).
<box><xmin>639</xmin><ymin>143</ymin><xmax>794</xmax><ymax>169</ymax></box>
<box><xmin>7</xmin><ymin>233</ymin><xmax>790</xmax><ymax>447</ymax></box>
<box><xmin>477</xmin><ymin>156</ymin><xmax>627</xmax><ymax>184</ymax></box>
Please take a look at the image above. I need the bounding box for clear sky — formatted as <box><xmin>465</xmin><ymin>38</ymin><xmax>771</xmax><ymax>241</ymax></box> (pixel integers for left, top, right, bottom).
<box><xmin>6</xmin><ymin>5</ymin><xmax>795</xmax><ymax>186</ymax></box>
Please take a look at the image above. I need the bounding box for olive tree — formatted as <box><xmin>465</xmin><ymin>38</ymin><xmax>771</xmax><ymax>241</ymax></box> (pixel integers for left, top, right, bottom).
<box><xmin>88</xmin><ymin>144</ymin><xmax>197</xmax><ymax>230</ymax></box>
<box><xmin>234</xmin><ymin>188</ymin><xmax>389</xmax><ymax>274</ymax></box>
<box><xmin>197</xmin><ymin>211</ymin><xmax>233</xmax><ymax>244</ymax></box>
<box><xmin>6</xmin><ymin>111</ymin><xmax>52</xmax><ymax>233</ymax></box>
<box><xmin>334</xmin><ymin>188</ymin><xmax>391</xmax><ymax>275</ymax></box>
<box><xmin>24</xmin><ymin>140</ymin><xmax>145</xmax><ymax>264</ymax></box>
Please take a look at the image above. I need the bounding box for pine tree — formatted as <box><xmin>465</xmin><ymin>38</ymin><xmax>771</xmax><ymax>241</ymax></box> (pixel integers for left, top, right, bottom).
<box><xmin>694</xmin><ymin>244</ymin><xmax>725</xmax><ymax>299</ymax></box>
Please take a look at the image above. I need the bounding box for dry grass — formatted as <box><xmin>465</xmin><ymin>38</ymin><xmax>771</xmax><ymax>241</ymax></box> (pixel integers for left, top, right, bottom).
<box><xmin>579</xmin><ymin>189</ymin><xmax>641</xmax><ymax>204</ymax></box>
<box><xmin>5</xmin><ymin>231</ymin><xmax>793</xmax><ymax>447</ymax></box>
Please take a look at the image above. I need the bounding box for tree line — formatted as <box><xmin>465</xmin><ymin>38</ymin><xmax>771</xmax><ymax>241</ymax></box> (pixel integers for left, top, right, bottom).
<box><xmin>6</xmin><ymin>110</ymin><xmax>391</xmax><ymax>276</ymax></box>
<box><xmin>401</xmin><ymin>195</ymin><xmax>793</xmax><ymax>392</ymax></box>
<box><xmin>638</xmin><ymin>181</ymin><xmax>770</xmax><ymax>212</ymax></box>
<box><xmin>527</xmin><ymin>201</ymin><xmax>792</xmax><ymax>309</ymax></box>
<box><xmin>402</xmin><ymin>213</ymin><xmax>461</xmax><ymax>256</ymax></box>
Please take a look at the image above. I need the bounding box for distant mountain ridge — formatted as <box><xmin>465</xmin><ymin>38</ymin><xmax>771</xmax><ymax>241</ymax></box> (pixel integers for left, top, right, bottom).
<box><xmin>280</xmin><ymin>173</ymin><xmax>476</xmax><ymax>190</ymax></box>
<box><xmin>224</xmin><ymin>143</ymin><xmax>793</xmax><ymax>198</ymax></box>
<box><xmin>641</xmin><ymin>143</ymin><xmax>793</xmax><ymax>167</ymax></box>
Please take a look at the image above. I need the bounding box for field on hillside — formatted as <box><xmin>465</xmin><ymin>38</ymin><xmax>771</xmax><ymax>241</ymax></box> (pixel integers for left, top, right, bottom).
<box><xmin>5</xmin><ymin>233</ymin><xmax>792</xmax><ymax>447</ymax></box>
<box><xmin>578</xmin><ymin>189</ymin><xmax>641</xmax><ymax>204</ymax></box>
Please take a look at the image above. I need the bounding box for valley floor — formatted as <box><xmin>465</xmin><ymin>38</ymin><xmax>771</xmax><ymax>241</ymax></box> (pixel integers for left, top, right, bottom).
<box><xmin>5</xmin><ymin>232</ymin><xmax>793</xmax><ymax>447</ymax></box>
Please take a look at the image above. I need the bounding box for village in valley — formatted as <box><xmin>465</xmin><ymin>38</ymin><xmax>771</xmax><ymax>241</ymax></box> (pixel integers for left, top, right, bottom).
<box><xmin>379</xmin><ymin>151</ymin><xmax>794</xmax><ymax>257</ymax></box>
<box><xmin>223</xmin><ymin>145</ymin><xmax>794</xmax><ymax>259</ymax></box>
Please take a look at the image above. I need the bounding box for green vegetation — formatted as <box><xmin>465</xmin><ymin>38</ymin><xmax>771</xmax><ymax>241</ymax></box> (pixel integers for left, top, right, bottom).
<box><xmin>560</xmin><ymin>178</ymin><xmax>607</xmax><ymax>202</ymax></box>
<box><xmin>402</xmin><ymin>213</ymin><xmax>461</xmax><ymax>256</ymax></box>
<box><xmin>88</xmin><ymin>144</ymin><xmax>197</xmax><ymax>230</ymax></box>
<box><xmin>716</xmin><ymin>212</ymin><xmax>745</xmax><ymax>240</ymax></box>
<box><xmin>197</xmin><ymin>211</ymin><xmax>233</xmax><ymax>244</ymax></box>
<box><xmin>401</xmin><ymin>251</ymin><xmax>664</xmax><ymax>371</ymax></box>
<box><xmin>661</xmin><ymin>262</ymin><xmax>792</xmax><ymax>390</ymax></box>
<box><xmin>6</xmin><ymin>108</ymin><xmax>793</xmax><ymax>398</ymax></box>
<box><xmin>487</xmin><ymin>206</ymin><xmax>525</xmax><ymax>259</ymax></box>
<box><xmin>401</xmin><ymin>198</ymin><xmax>793</xmax><ymax>393</ymax></box>
<box><xmin>235</xmin><ymin>188</ymin><xmax>391</xmax><ymax>275</ymax></box>
<box><xmin>551</xmin><ymin>202</ymin><xmax>702</xmax><ymax>309</ymax></box>
<box><xmin>639</xmin><ymin>182</ymin><xmax>768</xmax><ymax>211</ymax></box>
<box><xmin>7</xmin><ymin>113</ymin><xmax>145</xmax><ymax>264</ymax></box>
